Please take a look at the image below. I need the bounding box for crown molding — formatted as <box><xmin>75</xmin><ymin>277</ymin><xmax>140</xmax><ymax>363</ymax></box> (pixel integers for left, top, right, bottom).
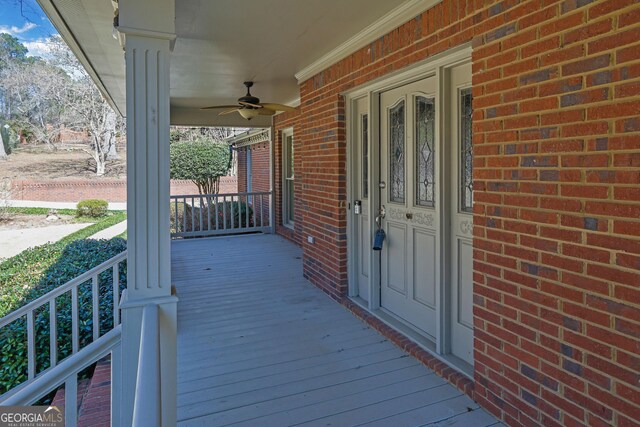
<box><xmin>115</xmin><ymin>26</ymin><xmax>177</xmax><ymax>51</ymax></box>
<box><xmin>294</xmin><ymin>0</ymin><xmax>441</xmax><ymax>84</ymax></box>
<box><xmin>227</xmin><ymin>128</ymin><xmax>271</xmax><ymax>148</ymax></box>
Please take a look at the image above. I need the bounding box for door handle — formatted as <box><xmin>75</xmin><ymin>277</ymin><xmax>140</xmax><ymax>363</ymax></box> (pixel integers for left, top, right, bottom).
<box><xmin>375</xmin><ymin>205</ymin><xmax>386</xmax><ymax>228</ymax></box>
<box><xmin>406</xmin><ymin>212</ymin><xmax>413</xmax><ymax>220</ymax></box>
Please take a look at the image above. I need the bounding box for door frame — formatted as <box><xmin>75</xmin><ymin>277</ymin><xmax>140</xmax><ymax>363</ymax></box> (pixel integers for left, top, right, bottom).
<box><xmin>345</xmin><ymin>42</ymin><xmax>472</xmax><ymax>372</ymax></box>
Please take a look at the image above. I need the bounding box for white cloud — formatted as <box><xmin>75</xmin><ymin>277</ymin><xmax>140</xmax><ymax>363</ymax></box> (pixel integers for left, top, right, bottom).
<box><xmin>24</xmin><ymin>38</ymin><xmax>53</xmax><ymax>58</ymax></box>
<box><xmin>0</xmin><ymin>22</ymin><xmax>37</xmax><ymax>36</ymax></box>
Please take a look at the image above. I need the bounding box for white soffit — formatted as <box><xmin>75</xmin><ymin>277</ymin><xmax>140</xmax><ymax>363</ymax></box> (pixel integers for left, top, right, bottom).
<box><xmin>38</xmin><ymin>0</ymin><xmax>436</xmax><ymax>126</ymax></box>
<box><xmin>171</xmin><ymin>0</ymin><xmax>410</xmax><ymax>111</ymax></box>
<box><xmin>294</xmin><ymin>0</ymin><xmax>441</xmax><ymax>83</ymax></box>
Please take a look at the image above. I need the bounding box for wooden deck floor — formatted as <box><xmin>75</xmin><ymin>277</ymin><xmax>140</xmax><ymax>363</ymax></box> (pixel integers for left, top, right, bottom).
<box><xmin>172</xmin><ymin>234</ymin><xmax>501</xmax><ymax>426</ymax></box>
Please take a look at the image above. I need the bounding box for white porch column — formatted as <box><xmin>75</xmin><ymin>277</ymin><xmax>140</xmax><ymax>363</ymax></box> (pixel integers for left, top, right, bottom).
<box><xmin>117</xmin><ymin>2</ymin><xmax>177</xmax><ymax>425</ymax></box>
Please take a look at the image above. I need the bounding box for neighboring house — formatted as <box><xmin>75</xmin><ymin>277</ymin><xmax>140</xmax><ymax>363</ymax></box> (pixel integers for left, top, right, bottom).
<box><xmin>6</xmin><ymin>0</ymin><xmax>638</xmax><ymax>426</ymax></box>
<box><xmin>56</xmin><ymin>124</ymin><xmax>89</xmax><ymax>145</ymax></box>
<box><xmin>229</xmin><ymin>128</ymin><xmax>272</xmax><ymax>225</ymax></box>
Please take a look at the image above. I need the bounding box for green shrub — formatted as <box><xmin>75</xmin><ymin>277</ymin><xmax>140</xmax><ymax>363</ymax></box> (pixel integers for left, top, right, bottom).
<box><xmin>0</xmin><ymin>211</ymin><xmax>126</xmax><ymax>317</ymax></box>
<box><xmin>170</xmin><ymin>140</ymin><xmax>231</xmax><ymax>194</ymax></box>
<box><xmin>76</xmin><ymin>199</ymin><xmax>108</xmax><ymax>218</ymax></box>
<box><xmin>0</xmin><ymin>238</ymin><xmax>127</xmax><ymax>394</ymax></box>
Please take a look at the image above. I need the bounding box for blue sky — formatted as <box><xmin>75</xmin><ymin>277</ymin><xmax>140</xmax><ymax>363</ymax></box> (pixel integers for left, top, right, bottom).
<box><xmin>0</xmin><ymin>0</ymin><xmax>58</xmax><ymax>57</ymax></box>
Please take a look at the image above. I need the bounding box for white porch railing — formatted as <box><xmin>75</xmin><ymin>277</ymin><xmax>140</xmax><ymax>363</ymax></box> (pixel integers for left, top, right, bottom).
<box><xmin>2</xmin><ymin>328</ymin><xmax>122</xmax><ymax>425</ymax></box>
<box><xmin>132</xmin><ymin>304</ymin><xmax>160</xmax><ymax>426</ymax></box>
<box><xmin>170</xmin><ymin>191</ymin><xmax>272</xmax><ymax>238</ymax></box>
<box><xmin>0</xmin><ymin>251</ymin><xmax>127</xmax><ymax>425</ymax></box>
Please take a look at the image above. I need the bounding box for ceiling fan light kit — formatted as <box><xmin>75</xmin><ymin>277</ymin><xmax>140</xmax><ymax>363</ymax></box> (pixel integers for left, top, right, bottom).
<box><xmin>238</xmin><ymin>109</ymin><xmax>260</xmax><ymax>120</ymax></box>
<box><xmin>202</xmin><ymin>81</ymin><xmax>295</xmax><ymax>120</ymax></box>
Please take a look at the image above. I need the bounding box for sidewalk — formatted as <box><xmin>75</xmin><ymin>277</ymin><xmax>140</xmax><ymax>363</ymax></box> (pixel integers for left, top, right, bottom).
<box><xmin>90</xmin><ymin>220</ymin><xmax>127</xmax><ymax>239</ymax></box>
<box><xmin>0</xmin><ymin>222</ymin><xmax>93</xmax><ymax>261</ymax></box>
<box><xmin>8</xmin><ymin>200</ymin><xmax>127</xmax><ymax>211</ymax></box>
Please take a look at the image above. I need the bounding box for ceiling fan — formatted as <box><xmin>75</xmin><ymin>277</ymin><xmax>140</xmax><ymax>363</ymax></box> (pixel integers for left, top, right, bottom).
<box><xmin>201</xmin><ymin>81</ymin><xmax>295</xmax><ymax>120</ymax></box>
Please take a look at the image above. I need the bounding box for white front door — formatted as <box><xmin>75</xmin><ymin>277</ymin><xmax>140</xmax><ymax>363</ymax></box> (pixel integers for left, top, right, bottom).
<box><xmin>379</xmin><ymin>77</ymin><xmax>439</xmax><ymax>339</ymax></box>
<box><xmin>348</xmin><ymin>55</ymin><xmax>474</xmax><ymax>367</ymax></box>
<box><xmin>448</xmin><ymin>62</ymin><xmax>474</xmax><ymax>365</ymax></box>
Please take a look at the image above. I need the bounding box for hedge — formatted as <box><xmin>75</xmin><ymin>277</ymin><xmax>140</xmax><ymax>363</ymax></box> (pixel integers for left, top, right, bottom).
<box><xmin>76</xmin><ymin>199</ymin><xmax>109</xmax><ymax>218</ymax></box>
<box><xmin>0</xmin><ymin>238</ymin><xmax>127</xmax><ymax>394</ymax></box>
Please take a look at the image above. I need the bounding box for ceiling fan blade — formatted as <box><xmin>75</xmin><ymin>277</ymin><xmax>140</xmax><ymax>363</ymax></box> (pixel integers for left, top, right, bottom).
<box><xmin>258</xmin><ymin>109</ymin><xmax>277</xmax><ymax>116</ymax></box>
<box><xmin>260</xmin><ymin>103</ymin><xmax>296</xmax><ymax>112</ymax></box>
<box><xmin>239</xmin><ymin>101</ymin><xmax>262</xmax><ymax>109</ymax></box>
<box><xmin>201</xmin><ymin>105</ymin><xmax>240</xmax><ymax>110</ymax></box>
<box><xmin>219</xmin><ymin>107</ymin><xmax>241</xmax><ymax>116</ymax></box>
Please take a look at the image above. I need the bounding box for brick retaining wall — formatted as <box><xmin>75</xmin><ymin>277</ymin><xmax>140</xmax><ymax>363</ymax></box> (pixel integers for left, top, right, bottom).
<box><xmin>10</xmin><ymin>177</ymin><xmax>238</xmax><ymax>203</ymax></box>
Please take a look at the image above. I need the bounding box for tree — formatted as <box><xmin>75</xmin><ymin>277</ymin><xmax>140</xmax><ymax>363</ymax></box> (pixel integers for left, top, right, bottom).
<box><xmin>0</xmin><ymin>34</ymin><xmax>123</xmax><ymax>174</ymax></box>
<box><xmin>170</xmin><ymin>126</ymin><xmax>245</xmax><ymax>175</ymax></box>
<box><xmin>0</xmin><ymin>33</ymin><xmax>34</xmax><ymax>122</ymax></box>
<box><xmin>0</xmin><ymin>33</ymin><xmax>28</xmax><ymax>67</ymax></box>
<box><xmin>0</xmin><ymin>57</ymin><xmax>69</xmax><ymax>147</ymax></box>
<box><xmin>170</xmin><ymin>140</ymin><xmax>231</xmax><ymax>194</ymax></box>
<box><xmin>47</xmin><ymin>36</ymin><xmax>123</xmax><ymax>175</ymax></box>
<box><xmin>63</xmin><ymin>74</ymin><xmax>120</xmax><ymax>175</ymax></box>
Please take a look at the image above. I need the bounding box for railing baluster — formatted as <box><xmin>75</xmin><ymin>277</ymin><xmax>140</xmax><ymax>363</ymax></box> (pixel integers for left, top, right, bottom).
<box><xmin>258</xmin><ymin>194</ymin><xmax>261</xmax><ymax>227</ymax></box>
<box><xmin>113</xmin><ymin>263</ymin><xmax>120</xmax><ymax>326</ymax></box>
<box><xmin>92</xmin><ymin>275</ymin><xmax>99</xmax><ymax>341</ymax></box>
<box><xmin>222</xmin><ymin>196</ymin><xmax>226</xmax><ymax>229</ymax></box>
<box><xmin>253</xmin><ymin>193</ymin><xmax>257</xmax><ymax>227</ymax></box>
<box><xmin>205</xmin><ymin>195</ymin><xmax>211</xmax><ymax>231</ymax></box>
<box><xmin>173</xmin><ymin>197</ymin><xmax>178</xmax><ymax>234</ymax></box>
<box><xmin>50</xmin><ymin>299</ymin><xmax>57</xmax><ymax>368</ymax></box>
<box><xmin>269</xmin><ymin>191</ymin><xmax>274</xmax><ymax>232</ymax></box>
<box><xmin>230</xmin><ymin>195</ymin><xmax>235</xmax><ymax>230</ymax></box>
<box><xmin>71</xmin><ymin>287</ymin><xmax>79</xmax><ymax>354</ymax></box>
<box><xmin>65</xmin><ymin>372</ymin><xmax>78</xmax><ymax>426</ymax></box>
<box><xmin>191</xmin><ymin>196</ymin><xmax>195</xmax><ymax>232</ymax></box>
<box><xmin>199</xmin><ymin>195</ymin><xmax>204</xmax><ymax>231</ymax></box>
<box><xmin>182</xmin><ymin>197</ymin><xmax>186</xmax><ymax>234</ymax></box>
<box><xmin>245</xmin><ymin>194</ymin><xmax>250</xmax><ymax>229</ymax></box>
<box><xmin>27</xmin><ymin>310</ymin><xmax>35</xmax><ymax>379</ymax></box>
<box><xmin>215</xmin><ymin>195</ymin><xmax>219</xmax><ymax>231</ymax></box>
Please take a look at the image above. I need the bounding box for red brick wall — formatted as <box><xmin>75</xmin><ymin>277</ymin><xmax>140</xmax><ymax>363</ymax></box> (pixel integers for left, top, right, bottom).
<box><xmin>472</xmin><ymin>2</ymin><xmax>640</xmax><ymax>426</ymax></box>
<box><xmin>273</xmin><ymin>0</ymin><xmax>640</xmax><ymax>426</ymax></box>
<box><xmin>236</xmin><ymin>143</ymin><xmax>271</xmax><ymax>225</ymax></box>
<box><xmin>250</xmin><ymin>143</ymin><xmax>270</xmax><ymax>193</ymax></box>
<box><xmin>237</xmin><ymin>150</ymin><xmax>247</xmax><ymax>193</ymax></box>
<box><xmin>10</xmin><ymin>177</ymin><xmax>238</xmax><ymax>202</ymax></box>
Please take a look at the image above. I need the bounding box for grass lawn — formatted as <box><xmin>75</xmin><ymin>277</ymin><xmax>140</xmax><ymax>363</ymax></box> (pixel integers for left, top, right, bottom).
<box><xmin>0</xmin><ymin>208</ymin><xmax>127</xmax><ymax>318</ymax></box>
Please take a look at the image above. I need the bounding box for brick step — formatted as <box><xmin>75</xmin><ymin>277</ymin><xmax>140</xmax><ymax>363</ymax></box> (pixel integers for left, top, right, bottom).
<box><xmin>50</xmin><ymin>356</ymin><xmax>112</xmax><ymax>426</ymax></box>
<box><xmin>51</xmin><ymin>378</ymin><xmax>91</xmax><ymax>412</ymax></box>
<box><xmin>77</xmin><ymin>356</ymin><xmax>112</xmax><ymax>427</ymax></box>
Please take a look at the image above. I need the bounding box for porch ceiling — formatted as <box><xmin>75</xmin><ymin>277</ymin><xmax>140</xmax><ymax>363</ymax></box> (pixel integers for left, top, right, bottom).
<box><xmin>39</xmin><ymin>0</ymin><xmax>416</xmax><ymax>127</ymax></box>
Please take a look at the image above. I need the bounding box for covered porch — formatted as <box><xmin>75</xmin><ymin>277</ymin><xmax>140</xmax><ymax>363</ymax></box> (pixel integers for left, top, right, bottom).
<box><xmin>172</xmin><ymin>234</ymin><xmax>499</xmax><ymax>426</ymax></box>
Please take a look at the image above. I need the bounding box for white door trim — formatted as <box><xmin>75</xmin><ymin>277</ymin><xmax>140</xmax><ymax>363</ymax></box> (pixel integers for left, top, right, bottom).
<box><xmin>345</xmin><ymin>43</ymin><xmax>473</xmax><ymax>374</ymax></box>
<box><xmin>281</xmin><ymin>127</ymin><xmax>295</xmax><ymax>229</ymax></box>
